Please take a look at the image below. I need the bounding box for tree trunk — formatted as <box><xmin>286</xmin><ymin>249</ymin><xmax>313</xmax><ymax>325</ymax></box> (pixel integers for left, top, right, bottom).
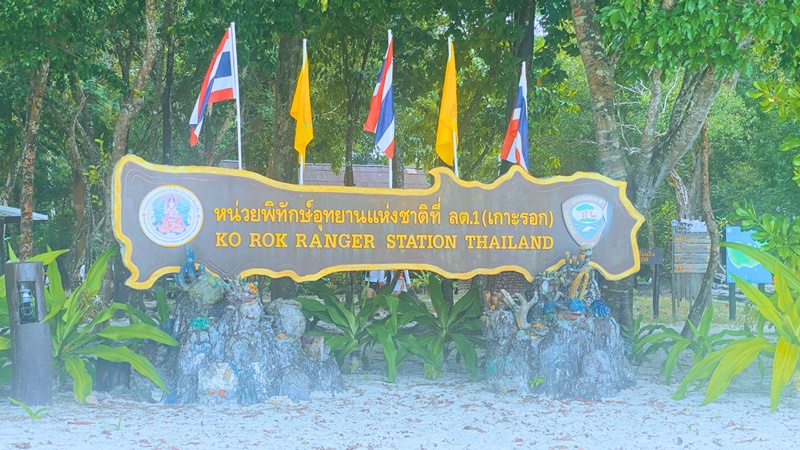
<box><xmin>19</xmin><ymin>58</ymin><xmax>51</xmax><ymax>260</ymax></box>
<box><xmin>682</xmin><ymin>123</ymin><xmax>718</xmax><ymax>338</ymax></box>
<box><xmin>100</xmin><ymin>0</ymin><xmax>159</xmax><ymax>304</ymax></box>
<box><xmin>63</xmin><ymin>75</ymin><xmax>92</xmax><ymax>280</ymax></box>
<box><xmin>569</xmin><ymin>0</ymin><xmax>626</xmax><ymax>181</ymax></box>
<box><xmin>105</xmin><ymin>0</ymin><xmax>159</xmax><ymax>248</ymax></box>
<box><xmin>268</xmin><ymin>33</ymin><xmax>302</xmax><ymax>301</ymax></box>
<box><xmin>161</xmin><ymin>0</ymin><xmax>175</xmax><ymax>165</ymax></box>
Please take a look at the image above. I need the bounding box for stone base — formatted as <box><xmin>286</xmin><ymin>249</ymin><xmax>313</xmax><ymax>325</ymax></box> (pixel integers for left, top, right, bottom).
<box><xmin>483</xmin><ymin>311</ymin><xmax>635</xmax><ymax>399</ymax></box>
<box><xmin>159</xmin><ymin>292</ymin><xmax>343</xmax><ymax>404</ymax></box>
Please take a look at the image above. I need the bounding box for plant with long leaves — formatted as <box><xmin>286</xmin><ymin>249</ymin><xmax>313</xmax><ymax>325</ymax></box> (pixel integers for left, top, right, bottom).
<box><xmin>673</xmin><ymin>243</ymin><xmax>800</xmax><ymax>411</ymax></box>
<box><xmin>365</xmin><ymin>292</ymin><xmax>432</xmax><ymax>383</ymax></box>
<box><xmin>633</xmin><ymin>304</ymin><xmax>749</xmax><ymax>385</ymax></box>
<box><xmin>295</xmin><ymin>282</ymin><xmax>379</xmax><ymax>368</ymax></box>
<box><xmin>400</xmin><ymin>277</ymin><xmax>484</xmax><ymax>381</ymax></box>
<box><xmin>40</xmin><ymin>245</ymin><xmax>178</xmax><ymax>403</ymax></box>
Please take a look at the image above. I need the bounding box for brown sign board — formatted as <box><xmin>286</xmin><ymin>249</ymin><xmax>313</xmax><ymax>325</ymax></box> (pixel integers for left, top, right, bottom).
<box><xmin>639</xmin><ymin>248</ymin><xmax>663</xmax><ymax>265</ymax></box>
<box><xmin>673</xmin><ymin>232</ymin><xmax>711</xmax><ymax>274</ymax></box>
<box><xmin>113</xmin><ymin>156</ymin><xmax>645</xmax><ymax>289</ymax></box>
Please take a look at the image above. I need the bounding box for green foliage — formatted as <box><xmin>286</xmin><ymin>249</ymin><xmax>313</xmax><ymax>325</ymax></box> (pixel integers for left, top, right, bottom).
<box><xmin>296</xmin><ymin>282</ymin><xmax>378</xmax><ymax>368</ymax></box>
<box><xmin>731</xmin><ymin>201</ymin><xmax>800</xmax><ymax>271</ymax></box>
<box><xmin>528</xmin><ymin>375</ymin><xmax>544</xmax><ymax>389</ymax></box>
<box><xmin>748</xmin><ymin>80</ymin><xmax>800</xmax><ymax>185</ymax></box>
<box><xmin>674</xmin><ymin>243</ymin><xmax>800</xmax><ymax>411</ymax></box>
<box><xmin>400</xmin><ymin>276</ymin><xmax>484</xmax><ymax>381</ymax></box>
<box><xmin>366</xmin><ymin>293</ymin><xmax>428</xmax><ymax>382</ymax></box>
<box><xmin>40</xmin><ymin>246</ymin><xmax>178</xmax><ymax>403</ymax></box>
<box><xmin>634</xmin><ymin>304</ymin><xmax>748</xmax><ymax>385</ymax></box>
<box><xmin>601</xmin><ymin>0</ymin><xmax>800</xmax><ymax>81</ymax></box>
<box><xmin>7</xmin><ymin>397</ymin><xmax>52</xmax><ymax>423</ymax></box>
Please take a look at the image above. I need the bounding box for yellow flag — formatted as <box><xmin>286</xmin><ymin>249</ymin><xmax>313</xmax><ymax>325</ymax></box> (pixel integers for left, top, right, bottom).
<box><xmin>435</xmin><ymin>39</ymin><xmax>458</xmax><ymax>167</ymax></box>
<box><xmin>290</xmin><ymin>41</ymin><xmax>313</xmax><ymax>161</ymax></box>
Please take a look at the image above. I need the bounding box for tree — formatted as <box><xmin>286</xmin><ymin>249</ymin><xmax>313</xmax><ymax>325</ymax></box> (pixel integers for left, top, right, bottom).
<box><xmin>566</xmin><ymin>0</ymin><xmax>800</xmax><ymax>329</ymax></box>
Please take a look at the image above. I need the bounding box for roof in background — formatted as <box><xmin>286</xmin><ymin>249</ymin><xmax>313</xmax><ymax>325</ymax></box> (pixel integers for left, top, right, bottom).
<box><xmin>0</xmin><ymin>206</ymin><xmax>48</xmax><ymax>221</ymax></box>
<box><xmin>303</xmin><ymin>164</ymin><xmax>430</xmax><ymax>189</ymax></box>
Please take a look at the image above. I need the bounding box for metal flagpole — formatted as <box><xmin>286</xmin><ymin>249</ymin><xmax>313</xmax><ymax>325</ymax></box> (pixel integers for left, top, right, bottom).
<box><xmin>387</xmin><ymin>29</ymin><xmax>393</xmax><ymax>189</ymax></box>
<box><xmin>299</xmin><ymin>154</ymin><xmax>304</xmax><ymax>185</ymax></box>
<box><xmin>230</xmin><ymin>22</ymin><xmax>243</xmax><ymax>170</ymax></box>
<box><xmin>298</xmin><ymin>39</ymin><xmax>307</xmax><ymax>186</ymax></box>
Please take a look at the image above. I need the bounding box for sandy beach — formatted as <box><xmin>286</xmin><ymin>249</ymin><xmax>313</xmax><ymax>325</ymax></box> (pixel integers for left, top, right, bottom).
<box><xmin>1</xmin><ymin>346</ymin><xmax>797</xmax><ymax>450</ymax></box>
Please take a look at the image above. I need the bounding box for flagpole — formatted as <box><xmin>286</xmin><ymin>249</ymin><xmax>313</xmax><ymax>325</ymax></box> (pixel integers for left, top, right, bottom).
<box><xmin>298</xmin><ymin>38</ymin><xmax>307</xmax><ymax>185</ymax></box>
<box><xmin>387</xmin><ymin>29</ymin><xmax>393</xmax><ymax>189</ymax></box>
<box><xmin>230</xmin><ymin>22</ymin><xmax>243</xmax><ymax>170</ymax></box>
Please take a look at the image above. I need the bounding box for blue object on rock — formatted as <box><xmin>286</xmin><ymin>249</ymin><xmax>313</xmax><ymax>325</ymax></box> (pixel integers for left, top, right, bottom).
<box><xmin>568</xmin><ymin>299</ymin><xmax>586</xmax><ymax>314</ymax></box>
<box><xmin>590</xmin><ymin>299</ymin><xmax>611</xmax><ymax>318</ymax></box>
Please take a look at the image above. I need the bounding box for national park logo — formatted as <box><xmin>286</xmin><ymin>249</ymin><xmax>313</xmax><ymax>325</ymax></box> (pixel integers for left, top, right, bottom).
<box><xmin>139</xmin><ymin>185</ymin><xmax>203</xmax><ymax>247</ymax></box>
<box><xmin>561</xmin><ymin>194</ymin><xmax>613</xmax><ymax>248</ymax></box>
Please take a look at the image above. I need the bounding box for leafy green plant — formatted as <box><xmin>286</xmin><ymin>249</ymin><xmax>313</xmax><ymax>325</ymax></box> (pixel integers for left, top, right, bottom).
<box><xmin>633</xmin><ymin>304</ymin><xmax>748</xmax><ymax>385</ymax></box>
<box><xmin>410</xmin><ymin>271</ymin><xmax>432</xmax><ymax>295</ymax></box>
<box><xmin>673</xmin><ymin>243</ymin><xmax>800</xmax><ymax>411</ymax></box>
<box><xmin>528</xmin><ymin>375</ymin><xmax>544</xmax><ymax>389</ymax></box>
<box><xmin>365</xmin><ymin>293</ymin><xmax>431</xmax><ymax>382</ymax></box>
<box><xmin>295</xmin><ymin>282</ymin><xmax>379</xmax><ymax>368</ymax></box>
<box><xmin>40</xmin><ymin>245</ymin><xmax>178</xmax><ymax>403</ymax></box>
<box><xmin>730</xmin><ymin>201</ymin><xmax>800</xmax><ymax>271</ymax></box>
<box><xmin>8</xmin><ymin>397</ymin><xmax>52</xmax><ymax>422</ymax></box>
<box><xmin>400</xmin><ymin>277</ymin><xmax>484</xmax><ymax>381</ymax></box>
<box><xmin>102</xmin><ymin>417</ymin><xmax>123</xmax><ymax>430</ymax></box>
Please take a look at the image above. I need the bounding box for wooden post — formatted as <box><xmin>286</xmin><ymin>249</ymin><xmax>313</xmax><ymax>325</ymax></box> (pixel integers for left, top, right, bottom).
<box><xmin>652</xmin><ymin>264</ymin><xmax>660</xmax><ymax>318</ymax></box>
<box><xmin>728</xmin><ymin>283</ymin><xmax>736</xmax><ymax>321</ymax></box>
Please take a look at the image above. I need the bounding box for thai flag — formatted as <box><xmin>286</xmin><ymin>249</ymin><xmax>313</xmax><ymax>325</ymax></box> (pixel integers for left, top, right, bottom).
<box><xmin>364</xmin><ymin>32</ymin><xmax>395</xmax><ymax>159</ymax></box>
<box><xmin>189</xmin><ymin>27</ymin><xmax>239</xmax><ymax>146</ymax></box>
<box><xmin>500</xmin><ymin>62</ymin><xmax>529</xmax><ymax>171</ymax></box>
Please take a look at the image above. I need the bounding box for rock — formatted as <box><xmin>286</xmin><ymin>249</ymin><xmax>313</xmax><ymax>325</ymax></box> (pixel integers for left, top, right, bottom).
<box><xmin>483</xmin><ymin>311</ymin><xmax>635</xmax><ymax>400</ymax></box>
<box><xmin>159</xmin><ymin>280</ymin><xmax>343</xmax><ymax>404</ymax></box>
<box><xmin>265</xmin><ymin>298</ymin><xmax>306</xmax><ymax>340</ymax></box>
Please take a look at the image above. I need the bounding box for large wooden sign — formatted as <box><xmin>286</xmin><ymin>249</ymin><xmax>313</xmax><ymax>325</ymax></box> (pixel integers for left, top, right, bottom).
<box><xmin>113</xmin><ymin>156</ymin><xmax>644</xmax><ymax>289</ymax></box>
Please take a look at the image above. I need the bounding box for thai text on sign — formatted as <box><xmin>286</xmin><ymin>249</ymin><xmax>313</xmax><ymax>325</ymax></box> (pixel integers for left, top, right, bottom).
<box><xmin>113</xmin><ymin>156</ymin><xmax>645</xmax><ymax>289</ymax></box>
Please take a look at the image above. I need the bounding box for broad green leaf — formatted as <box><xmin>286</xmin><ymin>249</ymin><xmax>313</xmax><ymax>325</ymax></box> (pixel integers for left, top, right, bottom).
<box><xmin>64</xmin><ymin>356</ymin><xmax>92</xmax><ymax>403</ymax></box>
<box><xmin>452</xmin><ymin>332</ymin><xmax>479</xmax><ymax>381</ymax></box>
<box><xmin>732</xmin><ymin>274</ymin><xmax>786</xmax><ymax>335</ymax></box>
<box><xmin>665</xmin><ymin>339</ymin><xmax>692</xmax><ymax>385</ymax></box>
<box><xmin>26</xmin><ymin>249</ymin><xmax>69</xmax><ymax>266</ymax></box>
<box><xmin>673</xmin><ymin>348</ymin><xmax>728</xmax><ymax>400</ymax></box>
<box><xmin>83</xmin><ymin>246</ymin><xmax>118</xmax><ymax>294</ymax></box>
<box><xmin>46</xmin><ymin>256</ymin><xmax>66</xmax><ymax>310</ymax></box>
<box><xmin>447</xmin><ymin>288</ymin><xmax>479</xmax><ymax>329</ymax></box>
<box><xmin>366</xmin><ymin>324</ymin><xmax>399</xmax><ymax>382</ymax></box>
<box><xmin>770</xmin><ymin>336</ymin><xmax>800</xmax><ymax>411</ymax></box>
<box><xmin>155</xmin><ymin>286</ymin><xmax>169</xmax><ymax>324</ymax></box>
<box><xmin>70</xmin><ymin>345</ymin><xmax>169</xmax><ymax>393</ymax></box>
<box><xmin>773</xmin><ymin>270</ymin><xmax>798</xmax><ymax>323</ymax></box>
<box><xmin>97</xmin><ymin>323</ymin><xmax>178</xmax><ymax>346</ymax></box>
<box><xmin>698</xmin><ymin>303</ymin><xmax>714</xmax><ymax>337</ymax></box>
<box><xmin>0</xmin><ymin>336</ymin><xmax>10</xmax><ymax>351</ymax></box>
<box><xmin>324</xmin><ymin>335</ymin><xmax>353</xmax><ymax>351</ymax></box>
<box><xmin>703</xmin><ymin>338</ymin><xmax>772</xmax><ymax>405</ymax></box>
<box><xmin>429</xmin><ymin>276</ymin><xmax>449</xmax><ymax>319</ymax></box>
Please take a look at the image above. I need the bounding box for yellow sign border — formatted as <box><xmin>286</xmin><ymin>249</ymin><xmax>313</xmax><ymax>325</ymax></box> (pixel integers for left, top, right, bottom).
<box><xmin>114</xmin><ymin>155</ymin><xmax>644</xmax><ymax>289</ymax></box>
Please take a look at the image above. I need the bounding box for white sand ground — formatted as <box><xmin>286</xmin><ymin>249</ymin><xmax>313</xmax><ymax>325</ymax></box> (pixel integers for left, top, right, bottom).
<box><xmin>1</xmin><ymin>351</ymin><xmax>797</xmax><ymax>450</ymax></box>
